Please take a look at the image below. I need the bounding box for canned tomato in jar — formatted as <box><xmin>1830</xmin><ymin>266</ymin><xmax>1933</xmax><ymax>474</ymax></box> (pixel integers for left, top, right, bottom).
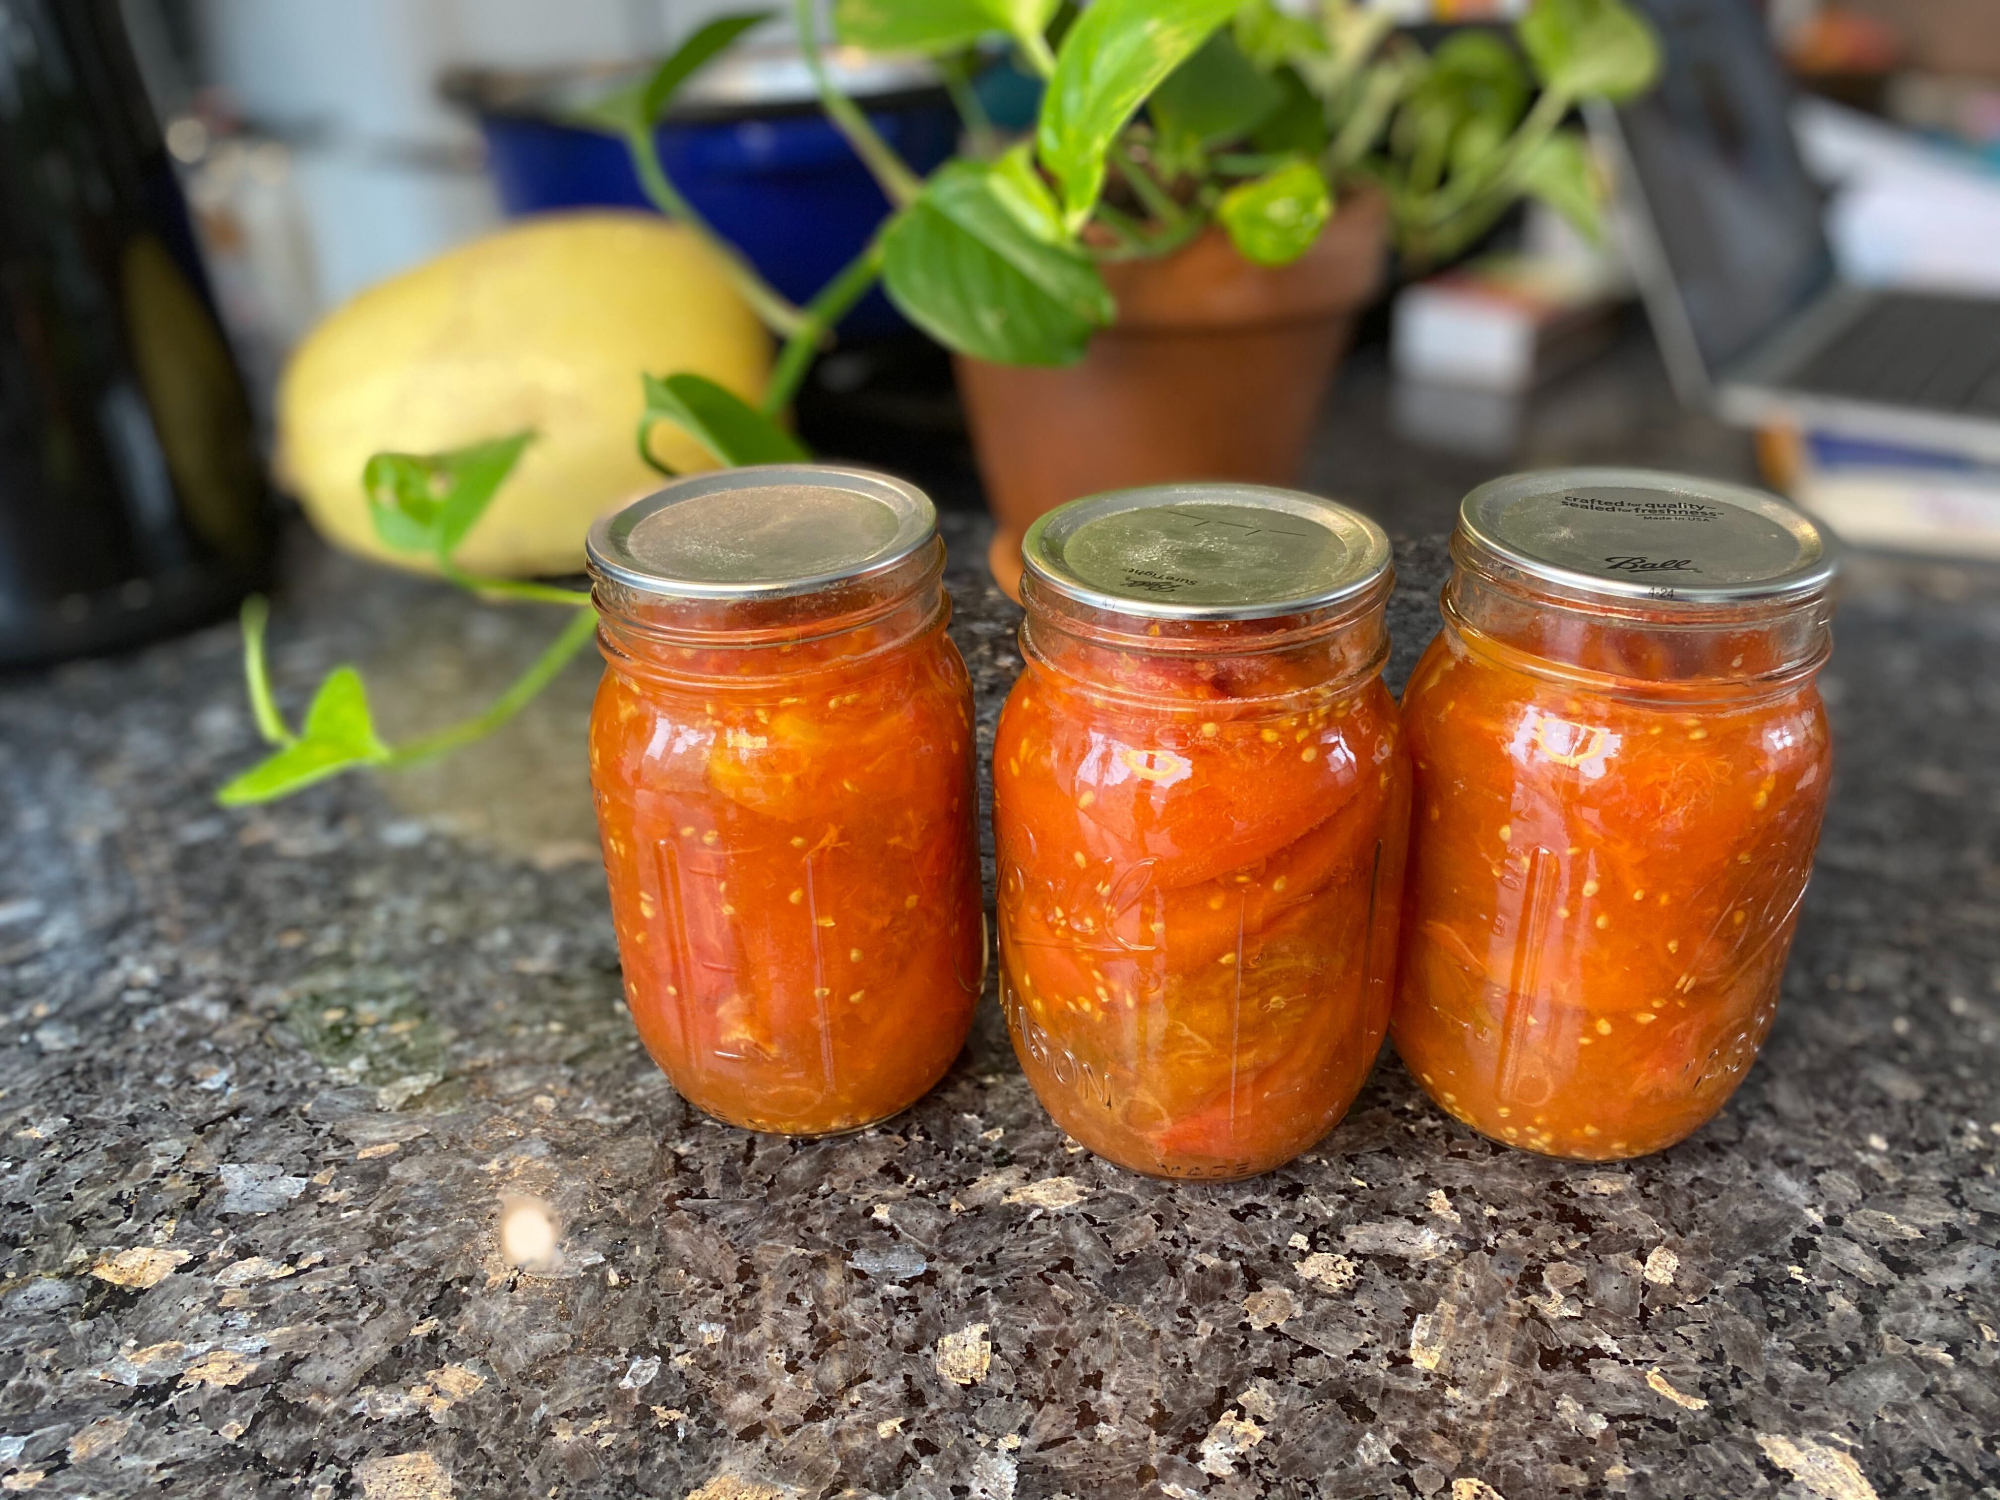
<box><xmin>586</xmin><ymin>466</ymin><xmax>984</xmax><ymax>1135</ymax></box>
<box><xmin>1394</xmin><ymin>468</ymin><xmax>1837</xmax><ymax>1160</ymax></box>
<box><xmin>994</xmin><ymin>485</ymin><xmax>1412</xmax><ymax>1179</ymax></box>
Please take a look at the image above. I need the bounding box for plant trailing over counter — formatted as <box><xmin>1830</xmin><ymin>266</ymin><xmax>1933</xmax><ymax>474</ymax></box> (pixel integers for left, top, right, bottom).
<box><xmin>218</xmin><ymin>436</ymin><xmax>596</xmax><ymax>805</ymax></box>
<box><xmin>219</xmin><ymin>0</ymin><xmax>1659</xmax><ymax>804</ymax></box>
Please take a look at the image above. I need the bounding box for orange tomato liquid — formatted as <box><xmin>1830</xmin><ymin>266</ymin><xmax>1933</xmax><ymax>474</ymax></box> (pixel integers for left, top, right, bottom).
<box><xmin>995</xmin><ymin>642</ymin><xmax>1409</xmax><ymax>1178</ymax></box>
<box><xmin>1392</xmin><ymin>624</ymin><xmax>1831</xmax><ymax>1158</ymax></box>
<box><xmin>589</xmin><ymin>613</ymin><xmax>983</xmax><ymax>1135</ymax></box>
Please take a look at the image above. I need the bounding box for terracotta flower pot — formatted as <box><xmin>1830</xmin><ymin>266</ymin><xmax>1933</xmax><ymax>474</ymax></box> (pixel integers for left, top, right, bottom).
<box><xmin>957</xmin><ymin>187</ymin><xmax>1388</xmax><ymax>599</ymax></box>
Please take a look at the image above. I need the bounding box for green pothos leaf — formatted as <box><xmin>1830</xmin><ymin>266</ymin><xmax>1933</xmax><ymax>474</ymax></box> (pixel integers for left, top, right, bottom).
<box><xmin>639</xmin><ymin>372</ymin><xmax>810</xmax><ymax>475</ymax></box>
<box><xmin>1250</xmin><ymin>66</ymin><xmax>1332</xmax><ymax>157</ymax></box>
<box><xmin>1218</xmin><ymin>157</ymin><xmax>1333</xmax><ymax>267</ymax></box>
<box><xmin>216</xmin><ymin>668</ymin><xmax>391</xmax><ymax>806</ymax></box>
<box><xmin>834</xmin><ymin>0</ymin><xmax>1056</xmax><ymax>53</ymax></box>
<box><xmin>835</xmin><ymin>0</ymin><xmax>994</xmax><ymax>53</ymax></box>
<box><xmin>1233</xmin><ymin>0</ymin><xmax>1328</xmax><ymax>71</ymax></box>
<box><xmin>1517</xmin><ymin>0</ymin><xmax>1661</xmax><ymax>102</ymax></box>
<box><xmin>1395</xmin><ymin>30</ymin><xmax>1530</xmax><ymax>166</ymax></box>
<box><xmin>987</xmin><ymin>142</ymin><xmax>1071</xmax><ymax>243</ymax></box>
<box><xmin>1515</xmin><ymin>129</ymin><xmax>1604</xmax><ymax>240</ymax></box>
<box><xmin>362</xmin><ymin>432</ymin><xmax>534</xmax><ymax>565</ymax></box>
<box><xmin>1150</xmin><ymin>30</ymin><xmax>1285</xmax><ymax>161</ymax></box>
<box><xmin>1036</xmin><ymin>0</ymin><xmax>1241</xmax><ymax>229</ymax></box>
<box><xmin>570</xmin><ymin>12</ymin><xmax>769</xmax><ymax>133</ymax></box>
<box><xmin>881</xmin><ymin>154</ymin><xmax>1114</xmax><ymax>366</ymax></box>
<box><xmin>981</xmin><ymin>0</ymin><xmax>1062</xmax><ymax>48</ymax></box>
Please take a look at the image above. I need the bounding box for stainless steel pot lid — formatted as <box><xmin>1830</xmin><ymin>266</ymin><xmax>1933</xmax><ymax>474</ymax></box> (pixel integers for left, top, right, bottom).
<box><xmin>1022</xmin><ymin>483</ymin><xmax>1393</xmax><ymax>620</ymax></box>
<box><xmin>586</xmin><ymin>464</ymin><xmax>935</xmax><ymax>601</ymax></box>
<box><xmin>1457</xmin><ymin>467</ymin><xmax>1837</xmax><ymax>605</ymax></box>
<box><xmin>447</xmin><ymin>41</ymin><xmax>944</xmax><ymax>123</ymax></box>
<box><xmin>678</xmin><ymin>39</ymin><xmax>942</xmax><ymax>112</ymax></box>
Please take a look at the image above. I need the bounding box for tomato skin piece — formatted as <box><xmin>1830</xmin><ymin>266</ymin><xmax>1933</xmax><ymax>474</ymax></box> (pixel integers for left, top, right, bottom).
<box><xmin>1391</xmin><ymin>627</ymin><xmax>1832</xmax><ymax>1160</ymax></box>
<box><xmin>995</xmin><ymin>656</ymin><xmax>1411</xmax><ymax>1180</ymax></box>
<box><xmin>591</xmin><ymin>623</ymin><xmax>983</xmax><ymax>1136</ymax></box>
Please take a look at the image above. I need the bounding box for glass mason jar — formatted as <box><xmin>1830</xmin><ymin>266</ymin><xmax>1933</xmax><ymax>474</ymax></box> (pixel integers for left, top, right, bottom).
<box><xmin>1394</xmin><ymin>468</ymin><xmax>1837</xmax><ymax>1160</ymax></box>
<box><xmin>586</xmin><ymin>466</ymin><xmax>984</xmax><ymax>1135</ymax></box>
<box><xmin>994</xmin><ymin>484</ymin><xmax>1411</xmax><ymax>1179</ymax></box>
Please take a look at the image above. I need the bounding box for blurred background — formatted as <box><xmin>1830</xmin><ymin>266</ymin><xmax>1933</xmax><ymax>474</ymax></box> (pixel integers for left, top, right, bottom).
<box><xmin>6</xmin><ymin>0</ymin><xmax>2000</xmax><ymax>714</ymax></box>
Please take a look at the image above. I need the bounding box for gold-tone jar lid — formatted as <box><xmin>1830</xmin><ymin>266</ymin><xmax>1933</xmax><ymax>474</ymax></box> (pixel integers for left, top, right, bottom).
<box><xmin>586</xmin><ymin>464</ymin><xmax>935</xmax><ymax>601</ymax></box>
<box><xmin>1458</xmin><ymin>467</ymin><xmax>1836</xmax><ymax>605</ymax></box>
<box><xmin>1022</xmin><ymin>483</ymin><xmax>1392</xmax><ymax>620</ymax></box>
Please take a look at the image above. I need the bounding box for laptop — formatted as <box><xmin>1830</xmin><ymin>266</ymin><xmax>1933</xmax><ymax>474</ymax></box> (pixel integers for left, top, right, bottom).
<box><xmin>1590</xmin><ymin>0</ymin><xmax>2000</xmax><ymax>463</ymax></box>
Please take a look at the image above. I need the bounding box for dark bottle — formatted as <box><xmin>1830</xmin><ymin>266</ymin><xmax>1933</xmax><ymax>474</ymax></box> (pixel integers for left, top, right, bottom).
<box><xmin>0</xmin><ymin>0</ymin><xmax>269</xmax><ymax>669</ymax></box>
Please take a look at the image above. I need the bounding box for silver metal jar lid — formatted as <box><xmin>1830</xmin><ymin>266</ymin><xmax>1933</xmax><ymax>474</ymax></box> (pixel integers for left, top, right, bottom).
<box><xmin>1022</xmin><ymin>483</ymin><xmax>1393</xmax><ymax>621</ymax></box>
<box><xmin>586</xmin><ymin>464</ymin><xmax>936</xmax><ymax>601</ymax></box>
<box><xmin>1458</xmin><ymin>467</ymin><xmax>1836</xmax><ymax>604</ymax></box>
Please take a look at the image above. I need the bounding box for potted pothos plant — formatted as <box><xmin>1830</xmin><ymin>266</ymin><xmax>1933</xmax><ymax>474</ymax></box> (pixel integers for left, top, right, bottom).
<box><xmin>608</xmin><ymin>0</ymin><xmax>1661</xmax><ymax>593</ymax></box>
<box><xmin>220</xmin><ymin>0</ymin><xmax>1660</xmax><ymax>803</ymax></box>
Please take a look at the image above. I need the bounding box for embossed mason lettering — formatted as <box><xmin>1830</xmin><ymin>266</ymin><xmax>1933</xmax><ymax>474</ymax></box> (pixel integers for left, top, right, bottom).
<box><xmin>1000</xmin><ymin>978</ymin><xmax>1113</xmax><ymax>1109</ymax></box>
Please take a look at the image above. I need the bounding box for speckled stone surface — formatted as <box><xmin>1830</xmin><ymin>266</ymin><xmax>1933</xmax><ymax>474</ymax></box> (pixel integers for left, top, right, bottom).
<box><xmin>2</xmin><ymin>509</ymin><xmax>1997</xmax><ymax>1500</ymax></box>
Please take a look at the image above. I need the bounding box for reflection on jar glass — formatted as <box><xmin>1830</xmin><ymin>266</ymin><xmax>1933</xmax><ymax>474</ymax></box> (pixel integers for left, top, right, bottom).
<box><xmin>586</xmin><ymin>466</ymin><xmax>984</xmax><ymax>1135</ymax></box>
<box><xmin>1393</xmin><ymin>467</ymin><xmax>1837</xmax><ymax>1160</ymax></box>
<box><xmin>994</xmin><ymin>484</ymin><xmax>1410</xmax><ymax>1179</ymax></box>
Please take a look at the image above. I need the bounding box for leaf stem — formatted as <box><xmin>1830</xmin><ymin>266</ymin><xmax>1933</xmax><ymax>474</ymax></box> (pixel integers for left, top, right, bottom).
<box><xmin>940</xmin><ymin>52</ymin><xmax>999</xmax><ymax>158</ymax></box>
<box><xmin>792</xmin><ymin>0</ymin><xmax>923</xmax><ymax>208</ymax></box>
<box><xmin>1109</xmin><ymin>140</ymin><xmax>1186</xmax><ymax>231</ymax></box>
<box><xmin>1086</xmin><ymin>200</ymin><xmax>1150</xmax><ymax>254</ymax></box>
<box><xmin>1018</xmin><ymin>29</ymin><xmax>1057</xmax><ymax>80</ymax></box>
<box><xmin>1089</xmin><ymin>197</ymin><xmax>1205</xmax><ymax>262</ymax></box>
<box><xmin>762</xmin><ymin>236</ymin><xmax>886</xmax><ymax>416</ymax></box>
<box><xmin>1410</xmin><ymin>132</ymin><xmax>1447</xmax><ymax>199</ymax></box>
<box><xmin>436</xmin><ymin>562</ymin><xmax>595</xmax><ymax>609</ymax></box>
<box><xmin>1211</xmin><ymin>150</ymin><xmax>1290</xmax><ymax>176</ymax></box>
<box><xmin>622</xmin><ymin>124</ymin><xmax>809</xmax><ymax>336</ymax></box>
<box><xmin>1402</xmin><ymin>86</ymin><xmax>1571</xmax><ymax>229</ymax></box>
<box><xmin>1328</xmin><ymin>55</ymin><xmax>1416</xmax><ymax>173</ymax></box>
<box><xmin>384</xmin><ymin>608</ymin><xmax>601</xmax><ymax>769</ymax></box>
<box><xmin>1320</xmin><ymin>3</ymin><xmax>1397</xmax><ymax>100</ymax></box>
<box><xmin>240</xmin><ymin>596</ymin><xmax>294</xmax><ymax>745</ymax></box>
<box><xmin>1397</xmin><ymin>192</ymin><xmax>1514</xmax><ymax>271</ymax></box>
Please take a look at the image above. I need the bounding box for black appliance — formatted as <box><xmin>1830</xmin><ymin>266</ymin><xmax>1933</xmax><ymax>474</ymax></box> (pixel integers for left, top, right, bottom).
<box><xmin>0</xmin><ymin>0</ymin><xmax>269</xmax><ymax>670</ymax></box>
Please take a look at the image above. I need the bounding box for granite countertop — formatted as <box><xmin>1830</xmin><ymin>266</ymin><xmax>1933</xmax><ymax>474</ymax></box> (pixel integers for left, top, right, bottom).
<box><xmin>3</xmin><ymin>495</ymin><xmax>1998</xmax><ymax>1500</ymax></box>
